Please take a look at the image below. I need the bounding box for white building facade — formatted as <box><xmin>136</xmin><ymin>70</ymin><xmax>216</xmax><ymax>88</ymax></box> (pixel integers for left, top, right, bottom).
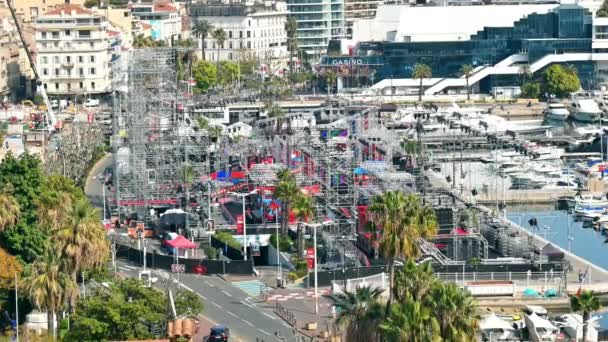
<box><xmin>286</xmin><ymin>0</ymin><xmax>345</xmax><ymax>55</ymax></box>
<box><xmin>190</xmin><ymin>1</ymin><xmax>288</xmax><ymax>64</ymax></box>
<box><xmin>35</xmin><ymin>4</ymin><xmax>111</xmax><ymax>96</ymax></box>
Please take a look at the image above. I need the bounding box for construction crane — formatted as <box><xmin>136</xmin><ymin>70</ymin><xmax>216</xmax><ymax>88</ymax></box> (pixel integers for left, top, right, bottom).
<box><xmin>7</xmin><ymin>0</ymin><xmax>56</xmax><ymax>132</ymax></box>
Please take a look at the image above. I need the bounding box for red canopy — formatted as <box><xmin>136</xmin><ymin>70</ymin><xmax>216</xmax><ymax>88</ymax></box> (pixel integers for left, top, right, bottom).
<box><xmin>166</xmin><ymin>235</ymin><xmax>198</xmax><ymax>249</ymax></box>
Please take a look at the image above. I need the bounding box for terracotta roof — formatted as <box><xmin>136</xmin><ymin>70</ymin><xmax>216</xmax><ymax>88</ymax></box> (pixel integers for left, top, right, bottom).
<box><xmin>153</xmin><ymin>3</ymin><xmax>177</xmax><ymax>12</ymax></box>
<box><xmin>141</xmin><ymin>22</ymin><xmax>152</xmax><ymax>29</ymax></box>
<box><xmin>108</xmin><ymin>30</ymin><xmax>120</xmax><ymax>37</ymax></box>
<box><xmin>45</xmin><ymin>4</ymin><xmax>94</xmax><ymax>16</ymax></box>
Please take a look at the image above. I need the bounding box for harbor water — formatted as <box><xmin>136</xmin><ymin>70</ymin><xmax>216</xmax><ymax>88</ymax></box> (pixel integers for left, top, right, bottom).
<box><xmin>508</xmin><ymin>205</ymin><xmax>608</xmax><ymax>327</ymax></box>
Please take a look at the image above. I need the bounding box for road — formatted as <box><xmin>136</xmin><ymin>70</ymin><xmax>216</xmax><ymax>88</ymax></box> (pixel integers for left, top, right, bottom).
<box><xmin>115</xmin><ymin>261</ymin><xmax>297</xmax><ymax>342</ymax></box>
<box><xmin>85</xmin><ymin>153</ymin><xmax>112</xmax><ymax>210</ymax></box>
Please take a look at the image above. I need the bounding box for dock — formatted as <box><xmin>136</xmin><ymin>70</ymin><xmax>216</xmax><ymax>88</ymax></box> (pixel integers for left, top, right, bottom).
<box><xmin>426</xmin><ymin>169</ymin><xmax>608</xmax><ymax>291</ymax></box>
<box><xmin>475</xmin><ymin>189</ymin><xmax>577</xmax><ymax>205</ymax></box>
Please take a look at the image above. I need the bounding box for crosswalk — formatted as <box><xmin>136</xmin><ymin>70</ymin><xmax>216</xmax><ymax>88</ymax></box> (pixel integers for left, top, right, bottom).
<box><xmin>232</xmin><ymin>280</ymin><xmax>267</xmax><ymax>297</ymax></box>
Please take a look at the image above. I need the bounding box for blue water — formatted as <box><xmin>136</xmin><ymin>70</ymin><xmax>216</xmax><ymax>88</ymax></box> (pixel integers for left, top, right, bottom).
<box><xmin>507</xmin><ymin>206</ymin><xmax>608</xmax><ymax>327</ymax></box>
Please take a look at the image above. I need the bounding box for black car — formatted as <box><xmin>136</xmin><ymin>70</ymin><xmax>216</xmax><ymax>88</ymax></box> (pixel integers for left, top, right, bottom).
<box><xmin>208</xmin><ymin>324</ymin><xmax>229</xmax><ymax>341</ymax></box>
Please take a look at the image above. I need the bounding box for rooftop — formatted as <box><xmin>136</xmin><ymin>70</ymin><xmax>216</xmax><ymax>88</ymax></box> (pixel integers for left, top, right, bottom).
<box><xmin>44</xmin><ymin>4</ymin><xmax>95</xmax><ymax>16</ymax></box>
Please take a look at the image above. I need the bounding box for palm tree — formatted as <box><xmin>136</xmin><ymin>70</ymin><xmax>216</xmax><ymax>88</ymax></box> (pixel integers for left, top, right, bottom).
<box><xmin>192</xmin><ymin>20</ymin><xmax>213</xmax><ymax>61</ymax></box>
<box><xmin>53</xmin><ymin>198</ymin><xmax>109</xmax><ymax>280</ymax></box>
<box><xmin>431</xmin><ymin>282</ymin><xmax>479</xmax><ymax>341</ymax></box>
<box><xmin>460</xmin><ymin>64</ymin><xmax>474</xmax><ymax>101</ymax></box>
<box><xmin>0</xmin><ymin>193</ymin><xmax>19</xmax><ymax>231</ymax></box>
<box><xmin>368</xmin><ymin>192</ymin><xmax>438</xmax><ymax>309</ymax></box>
<box><xmin>326</xmin><ymin>71</ymin><xmax>337</xmax><ymax>96</ymax></box>
<box><xmin>212</xmin><ymin>28</ymin><xmax>227</xmax><ymax>69</ymax></box>
<box><xmin>274</xmin><ymin>175</ymin><xmax>299</xmax><ymax>235</ymax></box>
<box><xmin>571</xmin><ymin>290</ymin><xmax>602</xmax><ymax>341</ymax></box>
<box><xmin>380</xmin><ymin>301</ymin><xmax>440</xmax><ymax>342</ymax></box>
<box><xmin>285</xmin><ymin>17</ymin><xmax>298</xmax><ymax>75</ymax></box>
<box><xmin>401</xmin><ymin>138</ymin><xmax>419</xmax><ymax>168</ymax></box>
<box><xmin>292</xmin><ymin>193</ymin><xmax>315</xmax><ymax>257</ymax></box>
<box><xmin>392</xmin><ymin>260</ymin><xmax>435</xmax><ymax>303</ymax></box>
<box><xmin>266</xmin><ymin>102</ymin><xmax>285</xmax><ymax>134</ymax></box>
<box><xmin>520</xmin><ymin>64</ymin><xmax>531</xmax><ymax>86</ymax></box>
<box><xmin>277</xmin><ymin>168</ymin><xmax>296</xmax><ymax>184</ymax></box>
<box><xmin>26</xmin><ymin>248</ymin><xmax>79</xmax><ymax>338</ymax></box>
<box><xmin>331</xmin><ymin>286</ymin><xmax>384</xmax><ymax>342</ymax></box>
<box><xmin>413</xmin><ymin>63</ymin><xmax>432</xmax><ymax>102</ymax></box>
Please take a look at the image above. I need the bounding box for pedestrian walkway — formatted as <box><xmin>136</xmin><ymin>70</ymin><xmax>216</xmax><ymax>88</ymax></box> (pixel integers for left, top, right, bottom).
<box><xmin>267</xmin><ymin>289</ymin><xmax>331</xmax><ymax>301</ymax></box>
<box><xmin>232</xmin><ymin>280</ymin><xmax>267</xmax><ymax>297</ymax></box>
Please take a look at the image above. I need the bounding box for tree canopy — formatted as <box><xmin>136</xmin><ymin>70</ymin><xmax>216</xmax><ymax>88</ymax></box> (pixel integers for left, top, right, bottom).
<box><xmin>193</xmin><ymin>61</ymin><xmax>217</xmax><ymax>92</ymax></box>
<box><xmin>66</xmin><ymin>279</ymin><xmax>204</xmax><ymax>341</ymax></box>
<box><xmin>543</xmin><ymin>64</ymin><xmax>580</xmax><ymax>98</ymax></box>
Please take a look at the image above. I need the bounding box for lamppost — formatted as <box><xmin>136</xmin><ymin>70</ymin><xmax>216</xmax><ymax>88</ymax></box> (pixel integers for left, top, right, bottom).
<box><xmin>297</xmin><ymin>219</ymin><xmax>332</xmax><ymax>314</ymax></box>
<box><xmin>229</xmin><ymin>189</ymin><xmax>259</xmax><ymax>261</ymax></box>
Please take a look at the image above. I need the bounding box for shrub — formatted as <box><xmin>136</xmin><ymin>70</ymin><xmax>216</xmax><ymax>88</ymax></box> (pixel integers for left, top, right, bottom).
<box><xmin>213</xmin><ymin>231</ymin><xmax>241</xmax><ymax>250</ymax></box>
<box><xmin>203</xmin><ymin>246</ymin><xmax>218</xmax><ymax>260</ymax></box>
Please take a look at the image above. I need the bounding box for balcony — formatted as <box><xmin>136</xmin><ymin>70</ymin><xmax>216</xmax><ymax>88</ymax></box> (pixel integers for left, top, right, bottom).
<box><xmin>62</xmin><ymin>62</ymin><xmax>74</xmax><ymax>69</ymax></box>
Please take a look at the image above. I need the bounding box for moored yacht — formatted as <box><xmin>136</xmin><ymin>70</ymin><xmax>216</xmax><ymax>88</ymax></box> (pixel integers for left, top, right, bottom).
<box><xmin>544</xmin><ymin>100</ymin><xmax>570</xmax><ymax>121</ymax></box>
<box><xmin>570</xmin><ymin>98</ymin><xmax>601</xmax><ymax>123</ymax></box>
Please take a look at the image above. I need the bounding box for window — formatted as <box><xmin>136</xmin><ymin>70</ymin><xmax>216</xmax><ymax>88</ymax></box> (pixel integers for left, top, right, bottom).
<box><xmin>67</xmin><ymin>83</ymin><xmax>71</xmax><ymax>91</ymax></box>
<box><xmin>41</xmin><ymin>32</ymin><xmax>47</xmax><ymax>39</ymax></box>
<box><xmin>44</xmin><ymin>83</ymin><xmax>47</xmax><ymax>90</ymax></box>
<box><xmin>42</xmin><ymin>68</ymin><xmax>48</xmax><ymax>76</ymax></box>
<box><xmin>229</xmin><ymin>31</ymin><xmax>233</xmax><ymax>39</ymax></box>
<box><xmin>66</xmin><ymin>69</ymin><xmax>71</xmax><ymax>76</ymax></box>
<box><xmin>54</xmin><ymin>68</ymin><xmax>59</xmax><ymax>76</ymax></box>
<box><xmin>79</xmin><ymin>67</ymin><xmax>84</xmax><ymax>76</ymax></box>
<box><xmin>123</xmin><ymin>11</ymin><xmax>129</xmax><ymax>17</ymax></box>
<box><xmin>90</xmin><ymin>42</ymin><xmax>94</xmax><ymax>48</ymax></box>
<box><xmin>79</xmin><ymin>30</ymin><xmax>91</xmax><ymax>38</ymax></box>
<box><xmin>239</xmin><ymin>31</ymin><xmax>243</xmax><ymax>38</ymax></box>
<box><xmin>42</xmin><ymin>42</ymin><xmax>47</xmax><ymax>48</ymax></box>
<box><xmin>229</xmin><ymin>42</ymin><xmax>233</xmax><ymax>49</ymax></box>
<box><xmin>41</xmin><ymin>56</ymin><xmax>48</xmax><ymax>64</ymax></box>
<box><xmin>65</xmin><ymin>42</ymin><xmax>71</xmax><ymax>48</ymax></box>
<box><xmin>90</xmin><ymin>56</ymin><xmax>95</xmax><ymax>63</ymax></box>
<box><xmin>30</xmin><ymin>7</ymin><xmax>39</xmax><ymax>19</ymax></box>
<box><xmin>52</xmin><ymin>32</ymin><xmax>59</xmax><ymax>39</ymax></box>
<box><xmin>53</xmin><ymin>56</ymin><xmax>59</xmax><ymax>64</ymax></box>
<box><xmin>90</xmin><ymin>67</ymin><xmax>96</xmax><ymax>75</ymax></box>
<box><xmin>247</xmin><ymin>41</ymin><xmax>251</xmax><ymax>49</ymax></box>
<box><xmin>78</xmin><ymin>56</ymin><xmax>83</xmax><ymax>63</ymax></box>
<box><xmin>91</xmin><ymin>82</ymin><xmax>95</xmax><ymax>90</ymax></box>
<box><xmin>55</xmin><ymin>83</ymin><xmax>59</xmax><ymax>90</ymax></box>
<box><xmin>79</xmin><ymin>82</ymin><xmax>83</xmax><ymax>89</ymax></box>
<box><xmin>247</xmin><ymin>31</ymin><xmax>251</xmax><ymax>38</ymax></box>
<box><xmin>65</xmin><ymin>30</ymin><xmax>71</xmax><ymax>36</ymax></box>
<box><xmin>54</xmin><ymin>42</ymin><xmax>59</xmax><ymax>48</ymax></box>
<box><xmin>66</xmin><ymin>56</ymin><xmax>71</xmax><ymax>63</ymax></box>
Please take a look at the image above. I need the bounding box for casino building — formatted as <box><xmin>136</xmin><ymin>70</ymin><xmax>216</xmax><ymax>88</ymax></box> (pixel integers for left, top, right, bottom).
<box><xmin>319</xmin><ymin>2</ymin><xmax>608</xmax><ymax>95</ymax></box>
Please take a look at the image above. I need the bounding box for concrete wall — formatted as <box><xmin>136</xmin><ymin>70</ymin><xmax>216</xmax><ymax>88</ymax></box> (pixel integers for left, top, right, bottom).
<box><xmin>266</xmin><ymin>243</ymin><xmax>295</xmax><ymax>271</ymax></box>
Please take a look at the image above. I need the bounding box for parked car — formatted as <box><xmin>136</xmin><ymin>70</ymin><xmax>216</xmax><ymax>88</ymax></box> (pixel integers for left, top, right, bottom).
<box><xmin>84</xmin><ymin>98</ymin><xmax>100</xmax><ymax>107</ymax></box>
<box><xmin>208</xmin><ymin>325</ymin><xmax>229</xmax><ymax>341</ymax></box>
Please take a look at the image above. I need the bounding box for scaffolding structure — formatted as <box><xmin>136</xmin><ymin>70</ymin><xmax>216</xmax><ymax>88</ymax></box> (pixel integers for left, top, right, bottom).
<box><xmin>112</xmin><ymin>48</ymin><xmax>210</xmax><ymax>226</ymax></box>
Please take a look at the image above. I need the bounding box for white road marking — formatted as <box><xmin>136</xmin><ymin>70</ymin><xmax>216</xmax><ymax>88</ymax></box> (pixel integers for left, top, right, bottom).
<box><xmin>211</xmin><ymin>301</ymin><xmax>221</xmax><ymax>308</ymax></box>
<box><xmin>282</xmin><ymin>322</ymin><xmax>290</xmax><ymax>328</ymax></box>
<box><xmin>221</xmin><ymin>290</ymin><xmax>233</xmax><ymax>297</ymax></box>
<box><xmin>262</xmin><ymin>312</ymin><xmax>276</xmax><ymax>320</ymax></box>
<box><xmin>179</xmin><ymin>283</ymin><xmax>194</xmax><ymax>292</ymax></box>
<box><xmin>205</xmin><ymin>281</ymin><xmax>216</xmax><ymax>288</ymax></box>
<box><xmin>228</xmin><ymin>311</ymin><xmax>238</xmax><ymax>317</ymax></box>
<box><xmin>123</xmin><ymin>265</ymin><xmax>138</xmax><ymax>270</ymax></box>
<box><xmin>258</xmin><ymin>328</ymin><xmax>271</xmax><ymax>336</ymax></box>
<box><xmin>242</xmin><ymin>319</ymin><xmax>254</xmax><ymax>327</ymax></box>
<box><xmin>240</xmin><ymin>300</ymin><xmax>254</xmax><ymax>308</ymax></box>
<box><xmin>244</xmin><ymin>297</ymin><xmax>257</xmax><ymax>306</ymax></box>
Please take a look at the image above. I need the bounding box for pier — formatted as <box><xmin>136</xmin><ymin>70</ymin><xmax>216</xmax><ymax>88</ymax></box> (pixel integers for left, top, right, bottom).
<box><xmin>426</xmin><ymin>169</ymin><xmax>608</xmax><ymax>294</ymax></box>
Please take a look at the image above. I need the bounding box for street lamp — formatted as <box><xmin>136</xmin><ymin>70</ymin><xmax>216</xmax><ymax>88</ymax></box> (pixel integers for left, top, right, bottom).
<box><xmin>297</xmin><ymin>219</ymin><xmax>333</xmax><ymax>315</ymax></box>
<box><xmin>229</xmin><ymin>189</ymin><xmax>259</xmax><ymax>261</ymax></box>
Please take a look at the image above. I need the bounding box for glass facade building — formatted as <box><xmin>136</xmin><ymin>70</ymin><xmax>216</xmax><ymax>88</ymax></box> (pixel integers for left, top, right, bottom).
<box><xmin>287</xmin><ymin>0</ymin><xmax>345</xmax><ymax>55</ymax></box>
<box><xmin>322</xmin><ymin>4</ymin><xmax>599</xmax><ymax>91</ymax></box>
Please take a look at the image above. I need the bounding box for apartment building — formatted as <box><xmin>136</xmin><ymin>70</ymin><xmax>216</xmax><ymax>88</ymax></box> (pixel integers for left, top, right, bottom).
<box><xmin>131</xmin><ymin>2</ymin><xmax>182</xmax><ymax>45</ymax></box>
<box><xmin>344</xmin><ymin>0</ymin><xmax>380</xmax><ymax>37</ymax></box>
<box><xmin>0</xmin><ymin>0</ymin><xmax>85</xmax><ymax>23</ymax></box>
<box><xmin>190</xmin><ymin>1</ymin><xmax>289</xmax><ymax>63</ymax></box>
<box><xmin>35</xmin><ymin>4</ymin><xmax>111</xmax><ymax>96</ymax></box>
<box><xmin>286</xmin><ymin>0</ymin><xmax>345</xmax><ymax>55</ymax></box>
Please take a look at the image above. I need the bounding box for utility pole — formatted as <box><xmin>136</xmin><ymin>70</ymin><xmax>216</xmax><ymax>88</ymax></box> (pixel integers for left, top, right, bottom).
<box><xmin>111</xmin><ymin>242</ymin><xmax>117</xmax><ymax>275</ymax></box>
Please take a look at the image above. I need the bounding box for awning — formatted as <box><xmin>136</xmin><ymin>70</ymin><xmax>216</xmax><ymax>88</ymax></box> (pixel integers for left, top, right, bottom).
<box><xmin>480</xmin><ymin>313</ymin><xmax>515</xmax><ymax>331</ymax></box>
<box><xmin>165</xmin><ymin>235</ymin><xmax>197</xmax><ymax>249</ymax></box>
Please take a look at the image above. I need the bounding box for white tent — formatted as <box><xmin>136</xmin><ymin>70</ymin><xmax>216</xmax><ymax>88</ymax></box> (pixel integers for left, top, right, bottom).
<box><xmin>480</xmin><ymin>313</ymin><xmax>514</xmax><ymax>331</ymax></box>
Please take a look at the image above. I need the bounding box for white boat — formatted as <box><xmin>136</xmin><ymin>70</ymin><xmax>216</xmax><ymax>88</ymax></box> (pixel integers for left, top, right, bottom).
<box><xmin>480</xmin><ymin>313</ymin><xmax>518</xmax><ymax>341</ymax></box>
<box><xmin>524</xmin><ymin>312</ymin><xmax>559</xmax><ymax>342</ymax></box>
<box><xmin>570</xmin><ymin>98</ymin><xmax>601</xmax><ymax>123</ymax></box>
<box><xmin>544</xmin><ymin>100</ymin><xmax>570</xmax><ymax>121</ymax></box>
<box><xmin>553</xmin><ymin>313</ymin><xmax>599</xmax><ymax>342</ymax></box>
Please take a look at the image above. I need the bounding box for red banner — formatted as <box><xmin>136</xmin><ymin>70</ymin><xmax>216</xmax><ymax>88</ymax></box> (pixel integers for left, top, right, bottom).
<box><xmin>236</xmin><ymin>214</ymin><xmax>244</xmax><ymax>234</ymax></box>
<box><xmin>306</xmin><ymin>247</ymin><xmax>315</xmax><ymax>259</ymax></box>
<box><xmin>307</xmin><ymin>258</ymin><xmax>314</xmax><ymax>270</ymax></box>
